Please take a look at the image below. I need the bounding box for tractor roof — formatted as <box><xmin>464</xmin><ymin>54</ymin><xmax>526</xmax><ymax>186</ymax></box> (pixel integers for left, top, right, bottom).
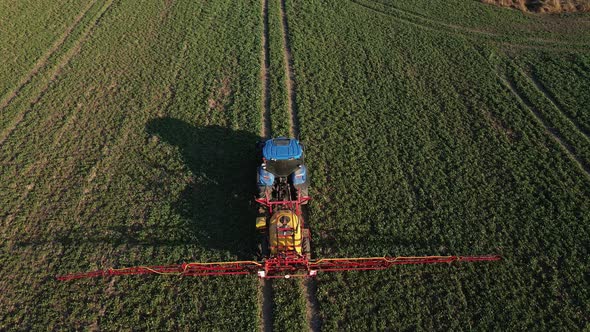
<box><xmin>263</xmin><ymin>137</ymin><xmax>303</xmax><ymax>160</ymax></box>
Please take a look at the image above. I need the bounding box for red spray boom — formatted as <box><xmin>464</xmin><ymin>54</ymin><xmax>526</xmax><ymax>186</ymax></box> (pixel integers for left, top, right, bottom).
<box><xmin>57</xmin><ymin>255</ymin><xmax>501</xmax><ymax>281</ymax></box>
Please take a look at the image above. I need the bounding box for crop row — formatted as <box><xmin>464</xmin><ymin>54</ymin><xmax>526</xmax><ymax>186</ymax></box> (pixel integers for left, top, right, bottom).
<box><xmin>267</xmin><ymin>0</ymin><xmax>290</xmax><ymax>137</ymax></box>
<box><xmin>1</xmin><ymin>0</ymin><xmax>263</xmax><ymax>329</ymax></box>
<box><xmin>522</xmin><ymin>53</ymin><xmax>590</xmax><ymax>134</ymax></box>
<box><xmin>286</xmin><ymin>0</ymin><xmax>589</xmax><ymax>329</ymax></box>
<box><xmin>0</xmin><ymin>0</ymin><xmax>92</xmax><ymax>99</ymax></box>
<box><xmin>504</xmin><ymin>59</ymin><xmax>590</xmax><ymax>172</ymax></box>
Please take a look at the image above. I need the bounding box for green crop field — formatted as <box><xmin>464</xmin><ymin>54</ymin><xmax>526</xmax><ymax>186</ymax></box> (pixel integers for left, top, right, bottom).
<box><xmin>1</xmin><ymin>0</ymin><xmax>589</xmax><ymax>330</ymax></box>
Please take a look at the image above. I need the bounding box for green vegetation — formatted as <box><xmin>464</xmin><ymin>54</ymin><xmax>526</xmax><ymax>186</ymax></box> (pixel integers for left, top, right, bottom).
<box><xmin>267</xmin><ymin>0</ymin><xmax>290</xmax><ymax>137</ymax></box>
<box><xmin>505</xmin><ymin>60</ymin><xmax>590</xmax><ymax>170</ymax></box>
<box><xmin>1</xmin><ymin>0</ymin><xmax>589</xmax><ymax>330</ymax></box>
<box><xmin>271</xmin><ymin>281</ymin><xmax>306</xmax><ymax>331</ymax></box>
<box><xmin>0</xmin><ymin>0</ymin><xmax>92</xmax><ymax>98</ymax></box>
<box><xmin>352</xmin><ymin>0</ymin><xmax>590</xmax><ymax>49</ymax></box>
<box><xmin>1</xmin><ymin>0</ymin><xmax>261</xmax><ymax>329</ymax></box>
<box><xmin>0</xmin><ymin>0</ymin><xmax>111</xmax><ymax>134</ymax></box>
<box><xmin>523</xmin><ymin>54</ymin><xmax>590</xmax><ymax>132</ymax></box>
<box><xmin>286</xmin><ymin>0</ymin><xmax>589</xmax><ymax>329</ymax></box>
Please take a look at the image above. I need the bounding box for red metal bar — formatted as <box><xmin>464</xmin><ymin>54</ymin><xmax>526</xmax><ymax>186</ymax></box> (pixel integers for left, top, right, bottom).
<box><xmin>57</xmin><ymin>255</ymin><xmax>500</xmax><ymax>281</ymax></box>
<box><xmin>255</xmin><ymin>197</ymin><xmax>310</xmax><ymax>214</ymax></box>
<box><xmin>308</xmin><ymin>256</ymin><xmax>501</xmax><ymax>273</ymax></box>
<box><xmin>56</xmin><ymin>261</ymin><xmax>263</xmax><ymax>281</ymax></box>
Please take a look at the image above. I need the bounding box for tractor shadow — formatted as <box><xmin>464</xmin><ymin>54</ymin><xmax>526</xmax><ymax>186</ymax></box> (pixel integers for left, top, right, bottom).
<box><xmin>14</xmin><ymin>119</ymin><xmax>261</xmax><ymax>259</ymax></box>
<box><xmin>143</xmin><ymin>118</ymin><xmax>260</xmax><ymax>259</ymax></box>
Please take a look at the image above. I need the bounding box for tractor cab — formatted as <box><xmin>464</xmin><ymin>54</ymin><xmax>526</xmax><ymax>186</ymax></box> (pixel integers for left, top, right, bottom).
<box><xmin>261</xmin><ymin>137</ymin><xmax>304</xmax><ymax>177</ymax></box>
<box><xmin>257</xmin><ymin>137</ymin><xmax>309</xmax><ymax>200</ymax></box>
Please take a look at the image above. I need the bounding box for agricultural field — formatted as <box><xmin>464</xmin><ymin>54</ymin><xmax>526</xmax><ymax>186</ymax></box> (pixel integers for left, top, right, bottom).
<box><xmin>1</xmin><ymin>0</ymin><xmax>262</xmax><ymax>329</ymax></box>
<box><xmin>1</xmin><ymin>0</ymin><xmax>589</xmax><ymax>330</ymax></box>
<box><xmin>288</xmin><ymin>0</ymin><xmax>590</xmax><ymax>329</ymax></box>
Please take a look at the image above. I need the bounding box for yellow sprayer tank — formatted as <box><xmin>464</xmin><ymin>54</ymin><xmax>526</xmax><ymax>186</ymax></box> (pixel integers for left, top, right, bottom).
<box><xmin>269</xmin><ymin>210</ymin><xmax>303</xmax><ymax>255</ymax></box>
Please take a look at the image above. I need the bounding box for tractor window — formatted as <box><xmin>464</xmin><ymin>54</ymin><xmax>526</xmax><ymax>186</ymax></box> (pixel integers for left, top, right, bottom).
<box><xmin>273</xmin><ymin>138</ymin><xmax>291</xmax><ymax>146</ymax></box>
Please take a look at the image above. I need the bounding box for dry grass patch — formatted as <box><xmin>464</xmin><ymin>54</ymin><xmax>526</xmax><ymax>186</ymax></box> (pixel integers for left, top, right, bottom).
<box><xmin>482</xmin><ymin>0</ymin><xmax>590</xmax><ymax>13</ymax></box>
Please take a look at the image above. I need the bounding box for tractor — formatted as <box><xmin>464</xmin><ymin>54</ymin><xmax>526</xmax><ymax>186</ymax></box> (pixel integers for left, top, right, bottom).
<box><xmin>255</xmin><ymin>137</ymin><xmax>311</xmax><ymax>260</ymax></box>
<box><xmin>57</xmin><ymin>138</ymin><xmax>500</xmax><ymax>281</ymax></box>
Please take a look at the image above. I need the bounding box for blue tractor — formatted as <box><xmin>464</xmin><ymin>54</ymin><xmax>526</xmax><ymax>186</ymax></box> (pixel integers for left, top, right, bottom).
<box><xmin>257</xmin><ymin>137</ymin><xmax>309</xmax><ymax>202</ymax></box>
<box><xmin>255</xmin><ymin>137</ymin><xmax>310</xmax><ymax>259</ymax></box>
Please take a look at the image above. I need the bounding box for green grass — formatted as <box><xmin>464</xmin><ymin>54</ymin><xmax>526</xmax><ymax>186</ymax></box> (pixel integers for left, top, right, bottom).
<box><xmin>521</xmin><ymin>53</ymin><xmax>590</xmax><ymax>132</ymax></box>
<box><xmin>286</xmin><ymin>0</ymin><xmax>590</xmax><ymax>329</ymax></box>
<box><xmin>267</xmin><ymin>0</ymin><xmax>290</xmax><ymax>137</ymax></box>
<box><xmin>0</xmin><ymin>0</ymin><xmax>93</xmax><ymax>98</ymax></box>
<box><xmin>1</xmin><ymin>0</ymin><xmax>261</xmax><ymax>329</ymax></box>
<box><xmin>1</xmin><ymin>0</ymin><xmax>589</xmax><ymax>329</ymax></box>
<box><xmin>271</xmin><ymin>281</ymin><xmax>307</xmax><ymax>331</ymax></box>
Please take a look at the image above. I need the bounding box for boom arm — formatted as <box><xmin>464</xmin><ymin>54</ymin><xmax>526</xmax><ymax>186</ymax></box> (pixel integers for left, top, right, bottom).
<box><xmin>57</xmin><ymin>255</ymin><xmax>501</xmax><ymax>281</ymax></box>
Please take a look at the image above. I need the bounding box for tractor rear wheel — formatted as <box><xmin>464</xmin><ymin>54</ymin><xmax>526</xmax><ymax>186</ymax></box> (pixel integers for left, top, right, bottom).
<box><xmin>257</xmin><ymin>233</ymin><xmax>269</xmax><ymax>259</ymax></box>
<box><xmin>302</xmin><ymin>228</ymin><xmax>311</xmax><ymax>260</ymax></box>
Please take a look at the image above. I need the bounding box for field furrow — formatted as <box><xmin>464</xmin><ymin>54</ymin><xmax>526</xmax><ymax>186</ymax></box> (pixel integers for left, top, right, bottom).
<box><xmin>260</xmin><ymin>0</ymin><xmax>272</xmax><ymax>139</ymax></box>
<box><xmin>501</xmin><ymin>72</ymin><xmax>590</xmax><ymax>177</ymax></box>
<box><xmin>303</xmin><ymin>278</ymin><xmax>321</xmax><ymax>332</ymax></box>
<box><xmin>2</xmin><ymin>0</ymin><xmax>589</xmax><ymax>329</ymax></box>
<box><xmin>259</xmin><ymin>279</ymin><xmax>274</xmax><ymax>332</ymax></box>
<box><xmin>526</xmin><ymin>70</ymin><xmax>590</xmax><ymax>140</ymax></box>
<box><xmin>0</xmin><ymin>0</ymin><xmax>97</xmax><ymax>112</ymax></box>
<box><xmin>279</xmin><ymin>0</ymin><xmax>299</xmax><ymax>137</ymax></box>
<box><xmin>0</xmin><ymin>0</ymin><xmax>116</xmax><ymax>146</ymax></box>
<box><xmin>258</xmin><ymin>0</ymin><xmax>275</xmax><ymax>329</ymax></box>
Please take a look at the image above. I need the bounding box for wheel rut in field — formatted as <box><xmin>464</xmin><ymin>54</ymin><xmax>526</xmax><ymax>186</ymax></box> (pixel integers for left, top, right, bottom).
<box><xmin>259</xmin><ymin>0</ymin><xmax>273</xmax><ymax>330</ymax></box>
<box><xmin>277</xmin><ymin>1</ymin><xmax>320</xmax><ymax>329</ymax></box>
<box><xmin>525</xmin><ymin>70</ymin><xmax>590</xmax><ymax>140</ymax></box>
<box><xmin>502</xmin><ymin>75</ymin><xmax>590</xmax><ymax>177</ymax></box>
<box><xmin>0</xmin><ymin>0</ymin><xmax>116</xmax><ymax>147</ymax></box>
<box><xmin>260</xmin><ymin>0</ymin><xmax>272</xmax><ymax>139</ymax></box>
<box><xmin>0</xmin><ymin>0</ymin><xmax>98</xmax><ymax>113</ymax></box>
<box><xmin>258</xmin><ymin>1</ymin><xmax>320</xmax><ymax>329</ymax></box>
<box><xmin>279</xmin><ymin>0</ymin><xmax>299</xmax><ymax>137</ymax></box>
<box><xmin>303</xmin><ymin>278</ymin><xmax>321</xmax><ymax>332</ymax></box>
<box><xmin>259</xmin><ymin>279</ymin><xmax>274</xmax><ymax>332</ymax></box>
<box><xmin>349</xmin><ymin>0</ymin><xmax>589</xmax><ymax>52</ymax></box>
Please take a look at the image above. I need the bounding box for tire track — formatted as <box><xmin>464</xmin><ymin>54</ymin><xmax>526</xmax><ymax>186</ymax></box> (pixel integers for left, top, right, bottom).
<box><xmin>0</xmin><ymin>0</ymin><xmax>115</xmax><ymax>147</ymax></box>
<box><xmin>259</xmin><ymin>279</ymin><xmax>274</xmax><ymax>332</ymax></box>
<box><xmin>277</xmin><ymin>1</ymin><xmax>319</xmax><ymax>329</ymax></box>
<box><xmin>525</xmin><ymin>70</ymin><xmax>590</xmax><ymax>140</ymax></box>
<box><xmin>1</xmin><ymin>0</ymin><xmax>117</xmax><ymax>229</ymax></box>
<box><xmin>303</xmin><ymin>278</ymin><xmax>321</xmax><ymax>332</ymax></box>
<box><xmin>0</xmin><ymin>0</ymin><xmax>98</xmax><ymax>113</ymax></box>
<box><xmin>349</xmin><ymin>0</ymin><xmax>589</xmax><ymax>52</ymax></box>
<box><xmin>260</xmin><ymin>0</ymin><xmax>271</xmax><ymax>139</ymax></box>
<box><xmin>501</xmin><ymin>74</ymin><xmax>590</xmax><ymax>177</ymax></box>
<box><xmin>279</xmin><ymin>0</ymin><xmax>299</xmax><ymax>138</ymax></box>
<box><xmin>259</xmin><ymin>0</ymin><xmax>274</xmax><ymax>329</ymax></box>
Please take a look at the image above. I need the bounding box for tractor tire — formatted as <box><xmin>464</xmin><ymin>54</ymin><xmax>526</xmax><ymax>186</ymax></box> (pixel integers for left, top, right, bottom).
<box><xmin>257</xmin><ymin>233</ymin><xmax>269</xmax><ymax>259</ymax></box>
<box><xmin>255</xmin><ymin>141</ymin><xmax>265</xmax><ymax>159</ymax></box>
<box><xmin>262</xmin><ymin>234</ymin><xmax>270</xmax><ymax>258</ymax></box>
<box><xmin>302</xmin><ymin>229</ymin><xmax>311</xmax><ymax>260</ymax></box>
